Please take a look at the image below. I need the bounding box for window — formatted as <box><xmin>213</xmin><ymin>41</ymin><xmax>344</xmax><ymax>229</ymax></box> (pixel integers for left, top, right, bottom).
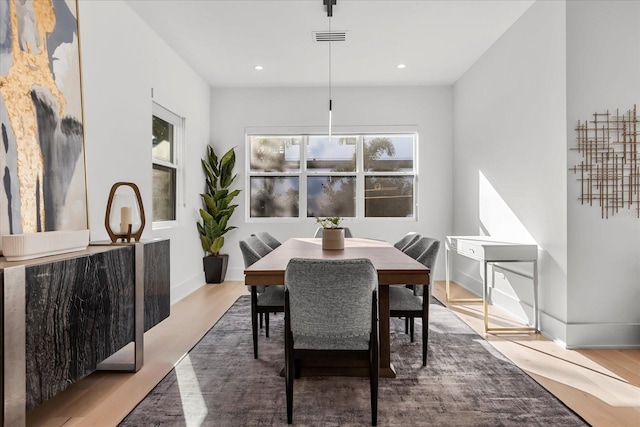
<box><xmin>247</xmin><ymin>133</ymin><xmax>417</xmax><ymax>220</ymax></box>
<box><xmin>152</xmin><ymin>103</ymin><xmax>183</xmax><ymax>224</ymax></box>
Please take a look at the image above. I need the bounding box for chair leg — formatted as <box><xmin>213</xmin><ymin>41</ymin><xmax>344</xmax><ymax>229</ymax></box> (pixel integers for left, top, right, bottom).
<box><xmin>251</xmin><ymin>287</ymin><xmax>259</xmax><ymax>359</ymax></box>
<box><xmin>285</xmin><ymin>353</ymin><xmax>294</xmax><ymax>424</ymax></box>
<box><xmin>259</xmin><ymin>312</ymin><xmax>263</xmax><ymax>328</ymax></box>
<box><xmin>265</xmin><ymin>312</ymin><xmax>270</xmax><ymax>338</ymax></box>
<box><xmin>423</xmin><ymin>300</ymin><xmax>430</xmax><ymax>366</ymax></box>
<box><xmin>285</xmin><ymin>292</ymin><xmax>294</xmax><ymax>424</ymax></box>
<box><xmin>370</xmin><ymin>292</ymin><xmax>379</xmax><ymax>426</ymax></box>
<box><xmin>286</xmin><ymin>356</ymin><xmax>294</xmax><ymax>424</ymax></box>
<box><xmin>294</xmin><ymin>359</ymin><xmax>301</xmax><ymax>379</ymax></box>
<box><xmin>405</xmin><ymin>317</ymin><xmax>409</xmax><ymax>334</ymax></box>
<box><xmin>370</xmin><ymin>357</ymin><xmax>378</xmax><ymax>426</ymax></box>
<box><xmin>410</xmin><ymin>317</ymin><xmax>415</xmax><ymax>342</ymax></box>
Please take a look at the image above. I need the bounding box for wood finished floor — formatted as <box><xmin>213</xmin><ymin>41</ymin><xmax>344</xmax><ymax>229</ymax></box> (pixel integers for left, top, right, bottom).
<box><xmin>26</xmin><ymin>281</ymin><xmax>640</xmax><ymax>427</ymax></box>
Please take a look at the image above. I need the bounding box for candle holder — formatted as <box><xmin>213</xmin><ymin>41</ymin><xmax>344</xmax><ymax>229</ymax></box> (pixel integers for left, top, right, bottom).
<box><xmin>105</xmin><ymin>182</ymin><xmax>146</xmax><ymax>243</ymax></box>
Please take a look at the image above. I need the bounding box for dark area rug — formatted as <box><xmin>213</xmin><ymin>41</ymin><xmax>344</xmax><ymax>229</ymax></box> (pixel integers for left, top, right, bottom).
<box><xmin>120</xmin><ymin>296</ymin><xmax>589</xmax><ymax>426</ymax></box>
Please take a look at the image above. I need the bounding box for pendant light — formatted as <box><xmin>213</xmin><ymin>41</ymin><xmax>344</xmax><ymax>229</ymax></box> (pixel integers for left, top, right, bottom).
<box><xmin>324</xmin><ymin>0</ymin><xmax>336</xmax><ymax>141</ymax></box>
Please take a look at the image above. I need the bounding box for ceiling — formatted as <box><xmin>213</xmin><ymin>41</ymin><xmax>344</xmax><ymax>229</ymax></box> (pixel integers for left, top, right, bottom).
<box><xmin>125</xmin><ymin>0</ymin><xmax>535</xmax><ymax>88</ymax></box>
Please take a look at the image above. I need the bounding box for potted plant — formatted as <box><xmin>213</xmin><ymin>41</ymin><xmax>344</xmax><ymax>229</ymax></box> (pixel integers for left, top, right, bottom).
<box><xmin>316</xmin><ymin>216</ymin><xmax>344</xmax><ymax>250</ymax></box>
<box><xmin>197</xmin><ymin>145</ymin><xmax>240</xmax><ymax>283</ymax></box>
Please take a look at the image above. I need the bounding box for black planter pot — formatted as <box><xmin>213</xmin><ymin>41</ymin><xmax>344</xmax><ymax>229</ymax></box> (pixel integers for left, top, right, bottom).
<box><xmin>203</xmin><ymin>254</ymin><xmax>229</xmax><ymax>284</ymax></box>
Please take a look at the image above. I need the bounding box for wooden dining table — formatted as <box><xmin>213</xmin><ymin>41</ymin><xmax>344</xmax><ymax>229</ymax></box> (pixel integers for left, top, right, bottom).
<box><xmin>243</xmin><ymin>237</ymin><xmax>431</xmax><ymax>378</ymax></box>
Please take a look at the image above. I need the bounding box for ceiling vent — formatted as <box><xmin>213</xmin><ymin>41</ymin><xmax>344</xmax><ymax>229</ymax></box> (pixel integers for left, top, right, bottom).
<box><xmin>313</xmin><ymin>31</ymin><xmax>347</xmax><ymax>42</ymax></box>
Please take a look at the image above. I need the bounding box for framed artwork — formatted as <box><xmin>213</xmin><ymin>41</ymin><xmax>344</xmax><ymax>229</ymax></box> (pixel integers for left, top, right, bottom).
<box><xmin>0</xmin><ymin>0</ymin><xmax>88</xmax><ymax>252</ymax></box>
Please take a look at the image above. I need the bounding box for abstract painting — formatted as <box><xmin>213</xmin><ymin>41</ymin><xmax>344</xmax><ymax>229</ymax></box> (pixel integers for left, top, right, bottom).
<box><xmin>0</xmin><ymin>0</ymin><xmax>87</xmax><ymax>251</ymax></box>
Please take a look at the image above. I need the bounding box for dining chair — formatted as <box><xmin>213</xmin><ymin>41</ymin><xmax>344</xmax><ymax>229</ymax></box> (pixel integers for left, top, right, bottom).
<box><xmin>313</xmin><ymin>227</ymin><xmax>353</xmax><ymax>238</ymax></box>
<box><xmin>239</xmin><ymin>236</ymin><xmax>285</xmax><ymax>359</ymax></box>
<box><xmin>284</xmin><ymin>258</ymin><xmax>379</xmax><ymax>426</ymax></box>
<box><xmin>253</xmin><ymin>231</ymin><xmax>281</xmax><ymax>249</ymax></box>
<box><xmin>393</xmin><ymin>232</ymin><xmax>421</xmax><ymax>251</ymax></box>
<box><xmin>389</xmin><ymin>237</ymin><xmax>440</xmax><ymax>366</ymax></box>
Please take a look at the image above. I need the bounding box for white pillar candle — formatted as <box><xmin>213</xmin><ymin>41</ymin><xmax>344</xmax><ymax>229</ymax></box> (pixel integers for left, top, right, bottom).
<box><xmin>120</xmin><ymin>206</ymin><xmax>132</xmax><ymax>234</ymax></box>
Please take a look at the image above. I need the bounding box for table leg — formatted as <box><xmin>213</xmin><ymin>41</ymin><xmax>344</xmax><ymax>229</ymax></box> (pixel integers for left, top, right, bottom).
<box><xmin>378</xmin><ymin>286</ymin><xmax>396</xmax><ymax>378</ymax></box>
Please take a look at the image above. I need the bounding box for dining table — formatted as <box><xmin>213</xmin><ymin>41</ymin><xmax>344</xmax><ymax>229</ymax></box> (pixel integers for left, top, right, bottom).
<box><xmin>243</xmin><ymin>237</ymin><xmax>431</xmax><ymax>378</ymax></box>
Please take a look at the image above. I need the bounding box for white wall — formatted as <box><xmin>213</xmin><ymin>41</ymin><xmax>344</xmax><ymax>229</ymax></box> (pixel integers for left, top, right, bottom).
<box><xmin>210</xmin><ymin>86</ymin><xmax>453</xmax><ymax>281</ymax></box>
<box><xmin>453</xmin><ymin>0</ymin><xmax>640</xmax><ymax>348</ymax></box>
<box><xmin>79</xmin><ymin>0</ymin><xmax>211</xmax><ymax>303</ymax></box>
<box><xmin>453</xmin><ymin>1</ymin><xmax>569</xmax><ymax>342</ymax></box>
<box><xmin>566</xmin><ymin>0</ymin><xmax>640</xmax><ymax>347</ymax></box>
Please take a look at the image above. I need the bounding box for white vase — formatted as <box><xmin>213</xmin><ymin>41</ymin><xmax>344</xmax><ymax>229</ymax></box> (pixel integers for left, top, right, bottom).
<box><xmin>322</xmin><ymin>228</ymin><xmax>345</xmax><ymax>250</ymax></box>
<box><xmin>1</xmin><ymin>229</ymin><xmax>90</xmax><ymax>261</ymax></box>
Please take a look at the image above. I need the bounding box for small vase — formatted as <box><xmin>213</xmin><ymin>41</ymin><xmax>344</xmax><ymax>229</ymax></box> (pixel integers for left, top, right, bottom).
<box><xmin>322</xmin><ymin>228</ymin><xmax>345</xmax><ymax>250</ymax></box>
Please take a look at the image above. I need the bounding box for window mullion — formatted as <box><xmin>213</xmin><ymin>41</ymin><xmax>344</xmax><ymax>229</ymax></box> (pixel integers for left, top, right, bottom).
<box><xmin>153</xmin><ymin>159</ymin><xmax>177</xmax><ymax>169</ymax></box>
<box><xmin>300</xmin><ymin>135</ymin><xmax>308</xmax><ymax>220</ymax></box>
<box><xmin>356</xmin><ymin>135</ymin><xmax>365</xmax><ymax>219</ymax></box>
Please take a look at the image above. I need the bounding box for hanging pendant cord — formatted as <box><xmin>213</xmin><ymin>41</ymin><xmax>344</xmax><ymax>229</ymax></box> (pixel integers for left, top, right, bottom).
<box><xmin>328</xmin><ymin>14</ymin><xmax>332</xmax><ymax>113</ymax></box>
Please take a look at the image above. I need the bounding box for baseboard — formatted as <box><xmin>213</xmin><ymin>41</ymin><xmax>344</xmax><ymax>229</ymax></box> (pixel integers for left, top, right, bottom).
<box><xmin>566</xmin><ymin>323</ymin><xmax>640</xmax><ymax>349</ymax></box>
<box><xmin>453</xmin><ymin>271</ymin><xmax>484</xmax><ymax>296</ymax></box>
<box><xmin>449</xmin><ymin>278</ymin><xmax>567</xmax><ymax>343</ymax></box>
<box><xmin>538</xmin><ymin>310</ymin><xmax>567</xmax><ymax>346</ymax></box>
<box><xmin>225</xmin><ymin>266</ymin><xmax>245</xmax><ymax>282</ymax></box>
<box><xmin>170</xmin><ymin>272</ymin><xmax>206</xmax><ymax>305</ymax></box>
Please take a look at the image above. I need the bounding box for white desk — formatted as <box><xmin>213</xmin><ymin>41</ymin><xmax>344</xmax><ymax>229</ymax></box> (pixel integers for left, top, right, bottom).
<box><xmin>445</xmin><ymin>236</ymin><xmax>539</xmax><ymax>333</ymax></box>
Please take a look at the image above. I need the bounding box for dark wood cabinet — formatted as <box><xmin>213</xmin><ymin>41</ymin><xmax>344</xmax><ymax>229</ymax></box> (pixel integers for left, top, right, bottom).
<box><xmin>1</xmin><ymin>239</ymin><xmax>170</xmax><ymax>425</ymax></box>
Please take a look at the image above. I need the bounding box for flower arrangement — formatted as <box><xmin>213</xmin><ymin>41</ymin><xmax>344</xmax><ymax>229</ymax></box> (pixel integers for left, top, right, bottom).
<box><xmin>315</xmin><ymin>216</ymin><xmax>343</xmax><ymax>229</ymax></box>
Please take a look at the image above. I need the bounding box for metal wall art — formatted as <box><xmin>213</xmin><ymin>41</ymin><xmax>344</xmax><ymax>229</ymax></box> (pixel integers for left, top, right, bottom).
<box><xmin>570</xmin><ymin>105</ymin><xmax>639</xmax><ymax>218</ymax></box>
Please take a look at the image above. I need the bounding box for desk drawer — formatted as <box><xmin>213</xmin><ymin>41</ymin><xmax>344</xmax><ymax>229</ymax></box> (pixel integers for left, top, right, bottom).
<box><xmin>457</xmin><ymin>240</ymin><xmax>484</xmax><ymax>260</ymax></box>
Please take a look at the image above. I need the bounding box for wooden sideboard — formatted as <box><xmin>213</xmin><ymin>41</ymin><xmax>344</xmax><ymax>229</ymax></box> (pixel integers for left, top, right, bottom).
<box><xmin>1</xmin><ymin>239</ymin><xmax>170</xmax><ymax>426</ymax></box>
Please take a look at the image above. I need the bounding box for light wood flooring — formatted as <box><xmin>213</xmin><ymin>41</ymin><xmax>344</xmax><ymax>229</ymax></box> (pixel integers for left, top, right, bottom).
<box><xmin>26</xmin><ymin>281</ymin><xmax>640</xmax><ymax>427</ymax></box>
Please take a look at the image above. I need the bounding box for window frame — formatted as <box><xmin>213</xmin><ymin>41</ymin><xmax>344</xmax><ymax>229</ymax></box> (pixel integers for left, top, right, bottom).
<box><xmin>152</xmin><ymin>102</ymin><xmax>184</xmax><ymax>228</ymax></box>
<box><xmin>245</xmin><ymin>132</ymin><xmax>418</xmax><ymax>223</ymax></box>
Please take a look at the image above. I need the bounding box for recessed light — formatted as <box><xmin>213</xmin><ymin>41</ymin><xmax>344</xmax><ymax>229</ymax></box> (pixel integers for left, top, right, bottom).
<box><xmin>397</xmin><ymin>64</ymin><xmax>406</xmax><ymax>69</ymax></box>
<box><xmin>254</xmin><ymin>65</ymin><xmax>264</xmax><ymax>71</ymax></box>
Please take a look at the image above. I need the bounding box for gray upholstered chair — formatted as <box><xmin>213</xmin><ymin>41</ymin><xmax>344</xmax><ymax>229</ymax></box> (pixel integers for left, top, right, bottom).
<box><xmin>313</xmin><ymin>227</ymin><xmax>353</xmax><ymax>238</ymax></box>
<box><xmin>254</xmin><ymin>231</ymin><xmax>281</xmax><ymax>249</ymax></box>
<box><xmin>239</xmin><ymin>236</ymin><xmax>284</xmax><ymax>359</ymax></box>
<box><xmin>284</xmin><ymin>258</ymin><xmax>379</xmax><ymax>426</ymax></box>
<box><xmin>394</xmin><ymin>232</ymin><xmax>421</xmax><ymax>251</ymax></box>
<box><xmin>389</xmin><ymin>237</ymin><xmax>440</xmax><ymax>366</ymax></box>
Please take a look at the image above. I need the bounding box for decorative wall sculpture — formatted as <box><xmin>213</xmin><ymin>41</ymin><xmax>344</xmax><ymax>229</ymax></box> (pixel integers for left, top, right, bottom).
<box><xmin>570</xmin><ymin>105</ymin><xmax>639</xmax><ymax>218</ymax></box>
<box><xmin>0</xmin><ymin>0</ymin><xmax>87</xmax><ymax>247</ymax></box>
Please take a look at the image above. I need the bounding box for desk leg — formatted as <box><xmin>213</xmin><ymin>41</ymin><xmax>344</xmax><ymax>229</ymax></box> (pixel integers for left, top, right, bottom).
<box><xmin>483</xmin><ymin>261</ymin><xmax>489</xmax><ymax>332</ymax></box>
<box><xmin>446</xmin><ymin>243</ymin><xmax>483</xmax><ymax>304</ymax></box>
<box><xmin>485</xmin><ymin>260</ymin><xmax>538</xmax><ymax>334</ymax></box>
<box><xmin>378</xmin><ymin>286</ymin><xmax>396</xmax><ymax>378</ymax></box>
<box><xmin>533</xmin><ymin>260</ymin><xmax>539</xmax><ymax>331</ymax></box>
<box><xmin>445</xmin><ymin>244</ymin><xmax>450</xmax><ymax>300</ymax></box>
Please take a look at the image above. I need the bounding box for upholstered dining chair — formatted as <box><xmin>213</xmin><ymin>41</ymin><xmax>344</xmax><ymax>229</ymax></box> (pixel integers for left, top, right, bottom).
<box><xmin>239</xmin><ymin>236</ymin><xmax>285</xmax><ymax>359</ymax></box>
<box><xmin>313</xmin><ymin>227</ymin><xmax>354</xmax><ymax>238</ymax></box>
<box><xmin>254</xmin><ymin>231</ymin><xmax>281</xmax><ymax>249</ymax></box>
<box><xmin>389</xmin><ymin>237</ymin><xmax>440</xmax><ymax>366</ymax></box>
<box><xmin>394</xmin><ymin>232</ymin><xmax>421</xmax><ymax>251</ymax></box>
<box><xmin>284</xmin><ymin>258</ymin><xmax>379</xmax><ymax>426</ymax></box>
